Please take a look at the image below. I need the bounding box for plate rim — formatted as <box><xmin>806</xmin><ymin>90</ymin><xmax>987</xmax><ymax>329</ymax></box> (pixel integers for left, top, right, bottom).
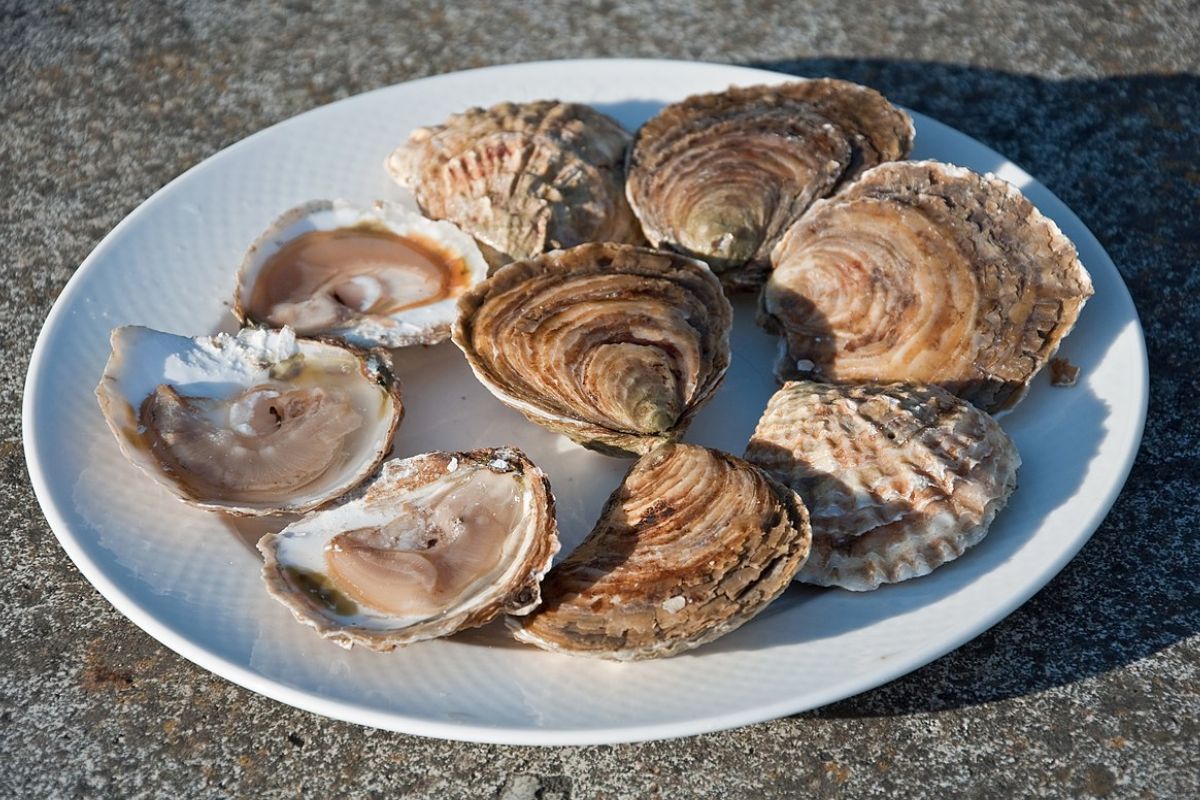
<box><xmin>21</xmin><ymin>57</ymin><xmax>1149</xmax><ymax>745</ymax></box>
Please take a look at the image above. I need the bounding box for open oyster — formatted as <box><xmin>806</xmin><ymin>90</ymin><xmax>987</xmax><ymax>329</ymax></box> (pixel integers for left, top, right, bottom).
<box><xmin>761</xmin><ymin>161</ymin><xmax>1094</xmax><ymax>414</ymax></box>
<box><xmin>626</xmin><ymin>79</ymin><xmax>913</xmax><ymax>291</ymax></box>
<box><xmin>234</xmin><ymin>200</ymin><xmax>488</xmax><ymax>349</ymax></box>
<box><xmin>96</xmin><ymin>326</ymin><xmax>402</xmax><ymax>516</ymax></box>
<box><xmin>745</xmin><ymin>381</ymin><xmax>1020</xmax><ymax>591</ymax></box>
<box><xmin>387</xmin><ymin>100</ymin><xmax>642</xmax><ymax>266</ymax></box>
<box><xmin>259</xmin><ymin>448</ymin><xmax>559</xmax><ymax>650</ymax></box>
<box><xmin>511</xmin><ymin>443</ymin><xmax>811</xmax><ymax>660</ymax></box>
<box><xmin>453</xmin><ymin>243</ymin><xmax>732</xmax><ymax>456</ymax></box>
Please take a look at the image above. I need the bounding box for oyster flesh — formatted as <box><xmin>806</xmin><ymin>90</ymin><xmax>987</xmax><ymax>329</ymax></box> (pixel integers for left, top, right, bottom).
<box><xmin>453</xmin><ymin>243</ymin><xmax>732</xmax><ymax>456</ymax></box>
<box><xmin>259</xmin><ymin>449</ymin><xmax>559</xmax><ymax>650</ymax></box>
<box><xmin>387</xmin><ymin>100</ymin><xmax>642</xmax><ymax>266</ymax></box>
<box><xmin>761</xmin><ymin>160</ymin><xmax>1094</xmax><ymax>414</ymax></box>
<box><xmin>626</xmin><ymin>79</ymin><xmax>913</xmax><ymax>291</ymax></box>
<box><xmin>745</xmin><ymin>381</ymin><xmax>1020</xmax><ymax>591</ymax></box>
<box><xmin>512</xmin><ymin>443</ymin><xmax>811</xmax><ymax>660</ymax></box>
<box><xmin>96</xmin><ymin>326</ymin><xmax>402</xmax><ymax>516</ymax></box>
<box><xmin>235</xmin><ymin>200</ymin><xmax>488</xmax><ymax>349</ymax></box>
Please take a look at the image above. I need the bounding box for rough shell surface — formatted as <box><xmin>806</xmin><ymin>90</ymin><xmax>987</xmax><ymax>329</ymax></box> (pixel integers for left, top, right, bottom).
<box><xmin>761</xmin><ymin>160</ymin><xmax>1094</xmax><ymax>414</ymax></box>
<box><xmin>744</xmin><ymin>381</ymin><xmax>1020</xmax><ymax>591</ymax></box>
<box><xmin>511</xmin><ymin>443</ymin><xmax>812</xmax><ymax>660</ymax></box>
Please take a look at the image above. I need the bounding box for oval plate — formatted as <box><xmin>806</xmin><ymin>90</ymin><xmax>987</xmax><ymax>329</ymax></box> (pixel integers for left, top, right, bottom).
<box><xmin>22</xmin><ymin>59</ymin><xmax>1147</xmax><ymax>745</ymax></box>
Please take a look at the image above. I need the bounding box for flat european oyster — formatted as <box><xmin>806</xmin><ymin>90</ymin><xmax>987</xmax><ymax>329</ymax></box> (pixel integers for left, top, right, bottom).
<box><xmin>387</xmin><ymin>100</ymin><xmax>642</xmax><ymax>266</ymax></box>
<box><xmin>626</xmin><ymin>79</ymin><xmax>913</xmax><ymax>291</ymax></box>
<box><xmin>761</xmin><ymin>160</ymin><xmax>1094</xmax><ymax>414</ymax></box>
<box><xmin>511</xmin><ymin>443</ymin><xmax>812</xmax><ymax>660</ymax></box>
<box><xmin>745</xmin><ymin>381</ymin><xmax>1020</xmax><ymax>591</ymax></box>
<box><xmin>453</xmin><ymin>243</ymin><xmax>732</xmax><ymax>456</ymax></box>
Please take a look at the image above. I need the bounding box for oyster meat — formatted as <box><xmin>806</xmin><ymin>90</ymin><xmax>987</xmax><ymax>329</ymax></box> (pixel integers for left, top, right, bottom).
<box><xmin>745</xmin><ymin>381</ymin><xmax>1020</xmax><ymax>591</ymax></box>
<box><xmin>259</xmin><ymin>448</ymin><xmax>559</xmax><ymax>650</ymax></box>
<box><xmin>387</xmin><ymin>100</ymin><xmax>642</xmax><ymax>266</ymax></box>
<box><xmin>453</xmin><ymin>243</ymin><xmax>732</xmax><ymax>456</ymax></box>
<box><xmin>761</xmin><ymin>160</ymin><xmax>1094</xmax><ymax>414</ymax></box>
<box><xmin>96</xmin><ymin>326</ymin><xmax>402</xmax><ymax>515</ymax></box>
<box><xmin>626</xmin><ymin>79</ymin><xmax>913</xmax><ymax>291</ymax></box>
<box><xmin>512</xmin><ymin>443</ymin><xmax>811</xmax><ymax>660</ymax></box>
<box><xmin>235</xmin><ymin>200</ymin><xmax>488</xmax><ymax>348</ymax></box>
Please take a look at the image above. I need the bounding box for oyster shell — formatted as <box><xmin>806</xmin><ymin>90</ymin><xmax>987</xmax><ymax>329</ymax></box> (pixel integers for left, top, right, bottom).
<box><xmin>626</xmin><ymin>79</ymin><xmax>913</xmax><ymax>291</ymax></box>
<box><xmin>387</xmin><ymin>100</ymin><xmax>642</xmax><ymax>266</ymax></box>
<box><xmin>234</xmin><ymin>200</ymin><xmax>488</xmax><ymax>349</ymax></box>
<box><xmin>259</xmin><ymin>448</ymin><xmax>559</xmax><ymax>651</ymax></box>
<box><xmin>453</xmin><ymin>243</ymin><xmax>732</xmax><ymax>456</ymax></box>
<box><xmin>96</xmin><ymin>326</ymin><xmax>402</xmax><ymax>516</ymax></box>
<box><xmin>761</xmin><ymin>160</ymin><xmax>1094</xmax><ymax>414</ymax></box>
<box><xmin>511</xmin><ymin>443</ymin><xmax>811</xmax><ymax>660</ymax></box>
<box><xmin>745</xmin><ymin>381</ymin><xmax>1020</xmax><ymax>591</ymax></box>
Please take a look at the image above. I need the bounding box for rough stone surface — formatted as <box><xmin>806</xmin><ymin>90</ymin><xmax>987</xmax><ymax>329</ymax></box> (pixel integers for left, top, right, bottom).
<box><xmin>2</xmin><ymin>1</ymin><xmax>1198</xmax><ymax>797</ymax></box>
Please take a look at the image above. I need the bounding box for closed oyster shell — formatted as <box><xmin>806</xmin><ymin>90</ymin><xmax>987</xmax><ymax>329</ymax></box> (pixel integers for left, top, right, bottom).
<box><xmin>745</xmin><ymin>381</ymin><xmax>1020</xmax><ymax>591</ymax></box>
<box><xmin>95</xmin><ymin>326</ymin><xmax>403</xmax><ymax>516</ymax></box>
<box><xmin>511</xmin><ymin>443</ymin><xmax>812</xmax><ymax>660</ymax></box>
<box><xmin>259</xmin><ymin>448</ymin><xmax>559</xmax><ymax>650</ymax></box>
<box><xmin>453</xmin><ymin>243</ymin><xmax>733</xmax><ymax>456</ymax></box>
<box><xmin>761</xmin><ymin>160</ymin><xmax>1094</xmax><ymax>414</ymax></box>
<box><xmin>387</xmin><ymin>100</ymin><xmax>642</xmax><ymax>266</ymax></box>
<box><xmin>626</xmin><ymin>79</ymin><xmax>913</xmax><ymax>291</ymax></box>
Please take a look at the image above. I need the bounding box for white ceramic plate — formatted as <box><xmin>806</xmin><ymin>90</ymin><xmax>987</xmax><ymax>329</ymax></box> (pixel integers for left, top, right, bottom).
<box><xmin>23</xmin><ymin>59</ymin><xmax>1147</xmax><ymax>745</ymax></box>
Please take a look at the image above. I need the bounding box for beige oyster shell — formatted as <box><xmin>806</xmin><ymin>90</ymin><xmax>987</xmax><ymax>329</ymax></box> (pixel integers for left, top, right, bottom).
<box><xmin>511</xmin><ymin>443</ymin><xmax>812</xmax><ymax>660</ymax></box>
<box><xmin>745</xmin><ymin>381</ymin><xmax>1020</xmax><ymax>591</ymax></box>
<box><xmin>259</xmin><ymin>448</ymin><xmax>559</xmax><ymax>651</ymax></box>
<box><xmin>453</xmin><ymin>243</ymin><xmax>733</xmax><ymax>456</ymax></box>
<box><xmin>96</xmin><ymin>326</ymin><xmax>403</xmax><ymax>516</ymax></box>
<box><xmin>234</xmin><ymin>200</ymin><xmax>489</xmax><ymax>349</ymax></box>
<box><xmin>761</xmin><ymin>160</ymin><xmax>1094</xmax><ymax>414</ymax></box>
<box><xmin>626</xmin><ymin>79</ymin><xmax>913</xmax><ymax>291</ymax></box>
<box><xmin>387</xmin><ymin>100</ymin><xmax>643</xmax><ymax>266</ymax></box>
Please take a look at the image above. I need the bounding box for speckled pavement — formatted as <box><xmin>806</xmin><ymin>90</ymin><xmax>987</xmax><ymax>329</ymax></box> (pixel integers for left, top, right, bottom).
<box><xmin>2</xmin><ymin>1</ymin><xmax>1198</xmax><ymax>797</ymax></box>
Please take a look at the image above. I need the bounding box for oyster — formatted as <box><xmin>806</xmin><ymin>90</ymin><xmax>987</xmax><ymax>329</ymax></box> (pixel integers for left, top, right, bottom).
<box><xmin>453</xmin><ymin>243</ymin><xmax>732</xmax><ymax>456</ymax></box>
<box><xmin>234</xmin><ymin>200</ymin><xmax>488</xmax><ymax>348</ymax></box>
<box><xmin>745</xmin><ymin>381</ymin><xmax>1020</xmax><ymax>591</ymax></box>
<box><xmin>761</xmin><ymin>160</ymin><xmax>1094</xmax><ymax>414</ymax></box>
<box><xmin>259</xmin><ymin>448</ymin><xmax>559</xmax><ymax>650</ymax></box>
<box><xmin>96</xmin><ymin>326</ymin><xmax>402</xmax><ymax>516</ymax></box>
<box><xmin>511</xmin><ymin>443</ymin><xmax>811</xmax><ymax>660</ymax></box>
<box><xmin>626</xmin><ymin>79</ymin><xmax>913</xmax><ymax>291</ymax></box>
<box><xmin>387</xmin><ymin>100</ymin><xmax>642</xmax><ymax>266</ymax></box>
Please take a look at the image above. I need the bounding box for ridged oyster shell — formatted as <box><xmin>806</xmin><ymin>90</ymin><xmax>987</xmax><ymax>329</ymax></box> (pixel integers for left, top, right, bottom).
<box><xmin>259</xmin><ymin>448</ymin><xmax>559</xmax><ymax>651</ymax></box>
<box><xmin>761</xmin><ymin>160</ymin><xmax>1094</xmax><ymax>414</ymax></box>
<box><xmin>745</xmin><ymin>381</ymin><xmax>1020</xmax><ymax>591</ymax></box>
<box><xmin>453</xmin><ymin>243</ymin><xmax>732</xmax><ymax>456</ymax></box>
<box><xmin>96</xmin><ymin>326</ymin><xmax>402</xmax><ymax>516</ymax></box>
<box><xmin>234</xmin><ymin>200</ymin><xmax>489</xmax><ymax>349</ymax></box>
<box><xmin>387</xmin><ymin>100</ymin><xmax>643</xmax><ymax>266</ymax></box>
<box><xmin>626</xmin><ymin>79</ymin><xmax>913</xmax><ymax>291</ymax></box>
<box><xmin>511</xmin><ymin>443</ymin><xmax>812</xmax><ymax>660</ymax></box>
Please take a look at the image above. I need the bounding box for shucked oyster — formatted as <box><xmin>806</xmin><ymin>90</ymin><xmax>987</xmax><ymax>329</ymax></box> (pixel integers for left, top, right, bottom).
<box><xmin>259</xmin><ymin>449</ymin><xmax>559</xmax><ymax>650</ymax></box>
<box><xmin>626</xmin><ymin>79</ymin><xmax>913</xmax><ymax>291</ymax></box>
<box><xmin>512</xmin><ymin>443</ymin><xmax>811</xmax><ymax>660</ymax></box>
<box><xmin>453</xmin><ymin>243</ymin><xmax>732</xmax><ymax>456</ymax></box>
<box><xmin>96</xmin><ymin>326</ymin><xmax>402</xmax><ymax>516</ymax></box>
<box><xmin>761</xmin><ymin>161</ymin><xmax>1094</xmax><ymax>414</ymax></box>
<box><xmin>234</xmin><ymin>200</ymin><xmax>488</xmax><ymax>349</ymax></box>
<box><xmin>745</xmin><ymin>381</ymin><xmax>1020</xmax><ymax>591</ymax></box>
<box><xmin>387</xmin><ymin>100</ymin><xmax>642</xmax><ymax>266</ymax></box>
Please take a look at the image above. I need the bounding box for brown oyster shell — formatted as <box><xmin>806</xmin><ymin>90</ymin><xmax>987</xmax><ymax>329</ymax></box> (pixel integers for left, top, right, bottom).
<box><xmin>626</xmin><ymin>79</ymin><xmax>913</xmax><ymax>291</ymax></box>
<box><xmin>452</xmin><ymin>243</ymin><xmax>733</xmax><ymax>456</ymax></box>
<box><xmin>387</xmin><ymin>100</ymin><xmax>643</xmax><ymax>265</ymax></box>
<box><xmin>511</xmin><ymin>443</ymin><xmax>812</xmax><ymax>660</ymax></box>
<box><xmin>761</xmin><ymin>160</ymin><xmax>1094</xmax><ymax>414</ymax></box>
<box><xmin>745</xmin><ymin>381</ymin><xmax>1020</xmax><ymax>591</ymax></box>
